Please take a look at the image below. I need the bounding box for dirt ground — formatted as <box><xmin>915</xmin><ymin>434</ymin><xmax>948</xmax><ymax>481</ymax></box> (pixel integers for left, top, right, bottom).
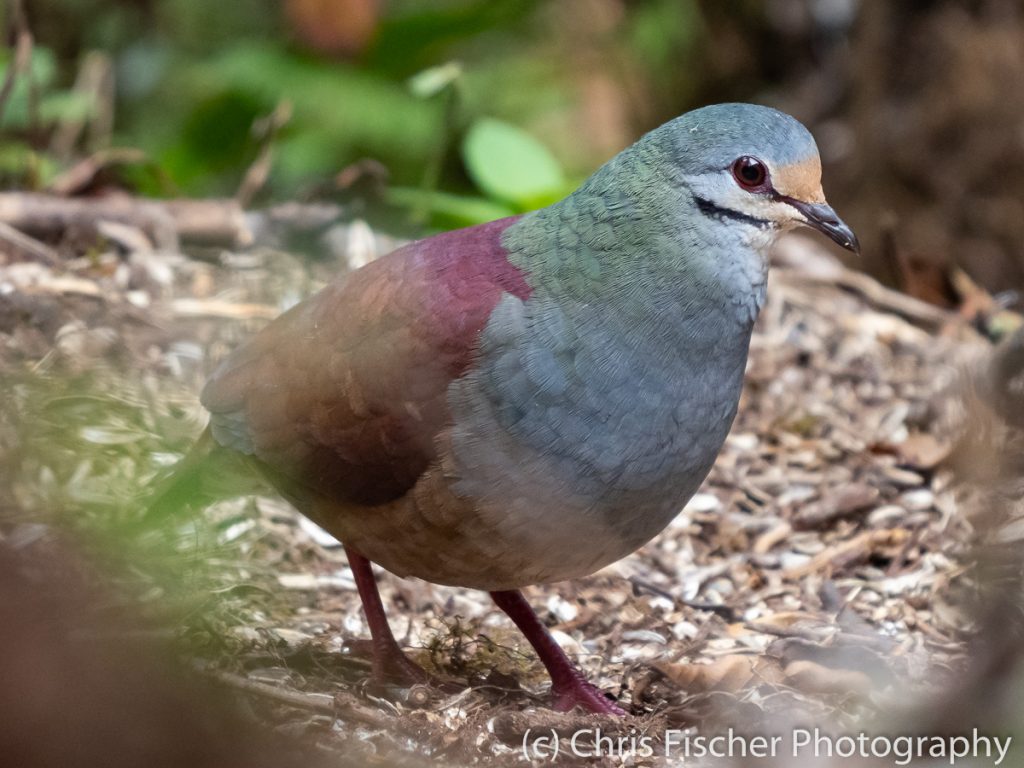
<box><xmin>2</xmin><ymin>213</ymin><xmax>1022</xmax><ymax>766</ymax></box>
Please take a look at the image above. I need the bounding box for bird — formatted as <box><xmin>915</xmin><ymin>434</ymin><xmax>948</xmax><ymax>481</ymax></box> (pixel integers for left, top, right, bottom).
<box><xmin>152</xmin><ymin>103</ymin><xmax>858</xmax><ymax>716</ymax></box>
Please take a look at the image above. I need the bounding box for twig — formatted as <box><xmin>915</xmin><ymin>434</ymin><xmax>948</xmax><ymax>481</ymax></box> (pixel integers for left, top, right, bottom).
<box><xmin>411</xmin><ymin>65</ymin><xmax>461</xmax><ymax>226</ymax></box>
<box><xmin>791</xmin><ymin>483</ymin><xmax>880</xmax><ymax>531</ymax></box>
<box><xmin>49</xmin><ymin>51</ymin><xmax>115</xmax><ymax>160</ymax></box>
<box><xmin>48</xmin><ymin>148</ymin><xmax>149</xmax><ymax>197</ymax></box>
<box><xmin>207</xmin><ymin>670</ymin><xmax>412</xmax><ymax>732</ymax></box>
<box><xmin>784</xmin><ymin>528</ymin><xmax>910</xmax><ymax>578</ymax></box>
<box><xmin>0</xmin><ymin>220</ymin><xmax>60</xmax><ymax>266</ymax></box>
<box><xmin>170</xmin><ymin>298</ymin><xmax>279</xmax><ymax>321</ymax></box>
<box><xmin>780</xmin><ymin>266</ymin><xmax>958</xmax><ymax>330</ymax></box>
<box><xmin>207</xmin><ymin>669</ymin><xmax>337</xmax><ymax>715</ymax></box>
<box><xmin>490</xmin><ymin>709</ymin><xmax>641</xmax><ymax>749</ymax></box>
<box><xmin>236</xmin><ymin>101</ymin><xmax>291</xmax><ymax>208</ymax></box>
<box><xmin>628</xmin><ymin>576</ymin><xmax>738</xmax><ymax>621</ymax></box>
<box><xmin>744</xmin><ymin>620</ymin><xmax>832</xmax><ymax>643</ymax></box>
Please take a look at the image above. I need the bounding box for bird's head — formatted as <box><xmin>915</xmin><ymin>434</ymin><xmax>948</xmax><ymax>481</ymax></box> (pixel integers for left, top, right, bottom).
<box><xmin>657</xmin><ymin>103</ymin><xmax>859</xmax><ymax>254</ymax></box>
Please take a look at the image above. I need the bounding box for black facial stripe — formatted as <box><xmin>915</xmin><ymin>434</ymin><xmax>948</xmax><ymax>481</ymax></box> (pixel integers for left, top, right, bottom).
<box><xmin>693</xmin><ymin>195</ymin><xmax>773</xmax><ymax>230</ymax></box>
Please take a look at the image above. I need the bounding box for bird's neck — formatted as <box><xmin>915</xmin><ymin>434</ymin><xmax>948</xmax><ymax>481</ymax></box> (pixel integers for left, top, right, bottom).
<box><xmin>501</xmin><ymin>149</ymin><xmax>770</xmax><ymax>333</ymax></box>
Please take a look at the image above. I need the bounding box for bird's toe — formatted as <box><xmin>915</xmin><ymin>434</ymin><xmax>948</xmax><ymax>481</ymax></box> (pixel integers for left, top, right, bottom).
<box><xmin>551</xmin><ymin>676</ymin><xmax>626</xmax><ymax>716</ymax></box>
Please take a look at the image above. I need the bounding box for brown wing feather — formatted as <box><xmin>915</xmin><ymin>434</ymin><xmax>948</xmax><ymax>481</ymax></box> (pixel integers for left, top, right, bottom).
<box><xmin>200</xmin><ymin>217</ymin><xmax>530</xmax><ymax>508</ymax></box>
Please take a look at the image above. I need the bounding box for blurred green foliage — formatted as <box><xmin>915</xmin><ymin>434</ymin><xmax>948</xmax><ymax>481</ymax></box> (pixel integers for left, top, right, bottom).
<box><xmin>462</xmin><ymin>117</ymin><xmax>569</xmax><ymax>209</ymax></box>
<box><xmin>0</xmin><ymin>47</ymin><xmax>88</xmax><ymax>183</ymax></box>
<box><xmin>0</xmin><ymin>48</ymin><xmax>93</xmax><ymax>128</ymax></box>
<box><xmin>1</xmin><ymin>0</ymin><xmax>706</xmax><ymax>228</ymax></box>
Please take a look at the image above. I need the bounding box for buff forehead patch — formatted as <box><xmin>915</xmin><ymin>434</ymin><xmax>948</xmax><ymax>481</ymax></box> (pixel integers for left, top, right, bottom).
<box><xmin>773</xmin><ymin>156</ymin><xmax>826</xmax><ymax>203</ymax></box>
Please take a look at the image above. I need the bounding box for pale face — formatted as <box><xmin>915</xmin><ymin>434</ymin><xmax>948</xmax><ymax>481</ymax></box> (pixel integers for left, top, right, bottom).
<box><xmin>682</xmin><ymin>152</ymin><xmax>858</xmax><ymax>252</ymax></box>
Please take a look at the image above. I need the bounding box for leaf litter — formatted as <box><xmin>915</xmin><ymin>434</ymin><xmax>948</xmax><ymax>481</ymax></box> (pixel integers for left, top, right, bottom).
<box><xmin>1</xmin><ymin>217</ymin><xmax>1021</xmax><ymax>766</ymax></box>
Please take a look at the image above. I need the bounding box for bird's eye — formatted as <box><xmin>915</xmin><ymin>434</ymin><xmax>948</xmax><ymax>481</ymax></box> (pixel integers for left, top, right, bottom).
<box><xmin>731</xmin><ymin>156</ymin><xmax>769</xmax><ymax>191</ymax></box>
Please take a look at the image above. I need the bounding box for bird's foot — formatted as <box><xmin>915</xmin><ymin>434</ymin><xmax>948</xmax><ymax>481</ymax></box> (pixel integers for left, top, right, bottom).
<box><xmin>373</xmin><ymin>644</ymin><xmax>433</xmax><ymax>687</ymax></box>
<box><xmin>551</xmin><ymin>671</ymin><xmax>626</xmax><ymax>716</ymax></box>
<box><xmin>365</xmin><ymin>642</ymin><xmax>463</xmax><ymax>696</ymax></box>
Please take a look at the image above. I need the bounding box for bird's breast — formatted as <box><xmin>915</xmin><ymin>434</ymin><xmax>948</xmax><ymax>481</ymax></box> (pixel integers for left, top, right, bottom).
<box><xmin>441</xmin><ymin>291</ymin><xmax>751</xmax><ymax>581</ymax></box>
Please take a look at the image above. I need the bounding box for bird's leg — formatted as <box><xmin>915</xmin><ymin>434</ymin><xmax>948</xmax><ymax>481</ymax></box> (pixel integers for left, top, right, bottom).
<box><xmin>490</xmin><ymin>589</ymin><xmax>626</xmax><ymax>715</ymax></box>
<box><xmin>345</xmin><ymin>546</ymin><xmax>430</xmax><ymax>686</ymax></box>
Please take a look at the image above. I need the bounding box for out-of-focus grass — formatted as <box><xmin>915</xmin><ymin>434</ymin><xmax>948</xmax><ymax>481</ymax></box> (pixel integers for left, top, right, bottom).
<box><xmin>0</xmin><ymin>362</ymin><xmax>280</xmax><ymax>648</ymax></box>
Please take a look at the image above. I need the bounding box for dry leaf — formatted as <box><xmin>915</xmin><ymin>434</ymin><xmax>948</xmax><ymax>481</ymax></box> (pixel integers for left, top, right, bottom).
<box><xmin>655</xmin><ymin>654</ymin><xmax>781</xmax><ymax>693</ymax></box>
<box><xmin>896</xmin><ymin>432</ymin><xmax>953</xmax><ymax>470</ymax></box>
<box><xmin>784</xmin><ymin>660</ymin><xmax>873</xmax><ymax>696</ymax></box>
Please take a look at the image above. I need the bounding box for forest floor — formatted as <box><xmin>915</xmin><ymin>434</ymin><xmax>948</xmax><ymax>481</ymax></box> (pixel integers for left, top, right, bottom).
<box><xmin>1</xmin><ymin>207</ymin><xmax>1022</xmax><ymax>766</ymax></box>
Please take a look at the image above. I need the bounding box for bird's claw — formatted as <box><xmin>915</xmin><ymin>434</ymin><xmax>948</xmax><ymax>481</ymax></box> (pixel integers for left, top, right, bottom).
<box><xmin>551</xmin><ymin>676</ymin><xmax>626</xmax><ymax>716</ymax></box>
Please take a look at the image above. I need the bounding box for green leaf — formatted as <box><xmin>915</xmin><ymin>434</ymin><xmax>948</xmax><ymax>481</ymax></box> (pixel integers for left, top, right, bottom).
<box><xmin>461</xmin><ymin>117</ymin><xmax>565</xmax><ymax>210</ymax></box>
<box><xmin>0</xmin><ymin>142</ymin><xmax>59</xmax><ymax>188</ymax></box>
<box><xmin>0</xmin><ymin>141</ymin><xmax>36</xmax><ymax>174</ymax></box>
<box><xmin>387</xmin><ymin>186</ymin><xmax>515</xmax><ymax>228</ymax></box>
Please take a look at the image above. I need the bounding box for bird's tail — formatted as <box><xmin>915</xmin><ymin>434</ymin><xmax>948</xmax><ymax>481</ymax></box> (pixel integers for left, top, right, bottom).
<box><xmin>140</xmin><ymin>427</ymin><xmax>265</xmax><ymax>525</ymax></box>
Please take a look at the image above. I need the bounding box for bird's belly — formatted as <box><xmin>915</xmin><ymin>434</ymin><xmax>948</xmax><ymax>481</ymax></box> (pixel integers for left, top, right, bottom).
<box><xmin>313</xmin><ymin>368</ymin><xmax>738</xmax><ymax>590</ymax></box>
<box><xmin>447</xmin><ymin>412</ymin><xmax>733</xmax><ymax>586</ymax></box>
<box><xmin>418</xmin><ymin>334</ymin><xmax>746</xmax><ymax>587</ymax></box>
<box><xmin>317</xmin><ymin>459</ymin><xmax>700</xmax><ymax>590</ymax></box>
<box><xmin>322</xmin><ymin>299</ymin><xmax>751</xmax><ymax>590</ymax></box>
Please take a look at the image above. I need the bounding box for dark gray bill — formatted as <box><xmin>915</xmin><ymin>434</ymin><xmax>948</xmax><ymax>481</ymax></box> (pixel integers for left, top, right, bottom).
<box><xmin>782</xmin><ymin>197</ymin><xmax>860</xmax><ymax>254</ymax></box>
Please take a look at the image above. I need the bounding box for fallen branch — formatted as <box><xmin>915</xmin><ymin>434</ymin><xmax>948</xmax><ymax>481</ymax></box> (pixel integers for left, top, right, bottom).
<box><xmin>781</xmin><ymin>267</ymin><xmax>957</xmax><ymax>329</ymax></box>
<box><xmin>0</xmin><ymin>192</ymin><xmax>252</xmax><ymax>250</ymax></box>
<box><xmin>207</xmin><ymin>669</ymin><xmax>337</xmax><ymax>714</ymax></box>
<box><xmin>207</xmin><ymin>669</ymin><xmax>433</xmax><ymax>735</ymax></box>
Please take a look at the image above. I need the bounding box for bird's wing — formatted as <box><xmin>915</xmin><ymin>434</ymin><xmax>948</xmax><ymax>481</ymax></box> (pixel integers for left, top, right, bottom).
<box><xmin>200</xmin><ymin>216</ymin><xmax>531</xmax><ymax>507</ymax></box>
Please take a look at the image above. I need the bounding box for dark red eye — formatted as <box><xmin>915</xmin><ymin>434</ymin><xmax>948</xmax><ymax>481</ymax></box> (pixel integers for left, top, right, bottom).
<box><xmin>731</xmin><ymin>156</ymin><xmax>768</xmax><ymax>191</ymax></box>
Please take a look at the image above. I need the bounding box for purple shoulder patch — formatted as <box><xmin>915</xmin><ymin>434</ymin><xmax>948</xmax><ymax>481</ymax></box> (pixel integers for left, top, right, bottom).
<box><xmin>411</xmin><ymin>215</ymin><xmax>532</xmax><ymax>302</ymax></box>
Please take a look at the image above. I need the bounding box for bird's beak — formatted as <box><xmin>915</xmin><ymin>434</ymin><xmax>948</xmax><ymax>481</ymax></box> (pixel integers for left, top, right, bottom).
<box><xmin>781</xmin><ymin>197</ymin><xmax>860</xmax><ymax>254</ymax></box>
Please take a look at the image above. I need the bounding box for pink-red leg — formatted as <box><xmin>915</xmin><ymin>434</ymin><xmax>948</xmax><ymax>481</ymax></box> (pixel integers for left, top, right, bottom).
<box><xmin>490</xmin><ymin>589</ymin><xmax>626</xmax><ymax>715</ymax></box>
<box><xmin>345</xmin><ymin>546</ymin><xmax>430</xmax><ymax>686</ymax></box>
